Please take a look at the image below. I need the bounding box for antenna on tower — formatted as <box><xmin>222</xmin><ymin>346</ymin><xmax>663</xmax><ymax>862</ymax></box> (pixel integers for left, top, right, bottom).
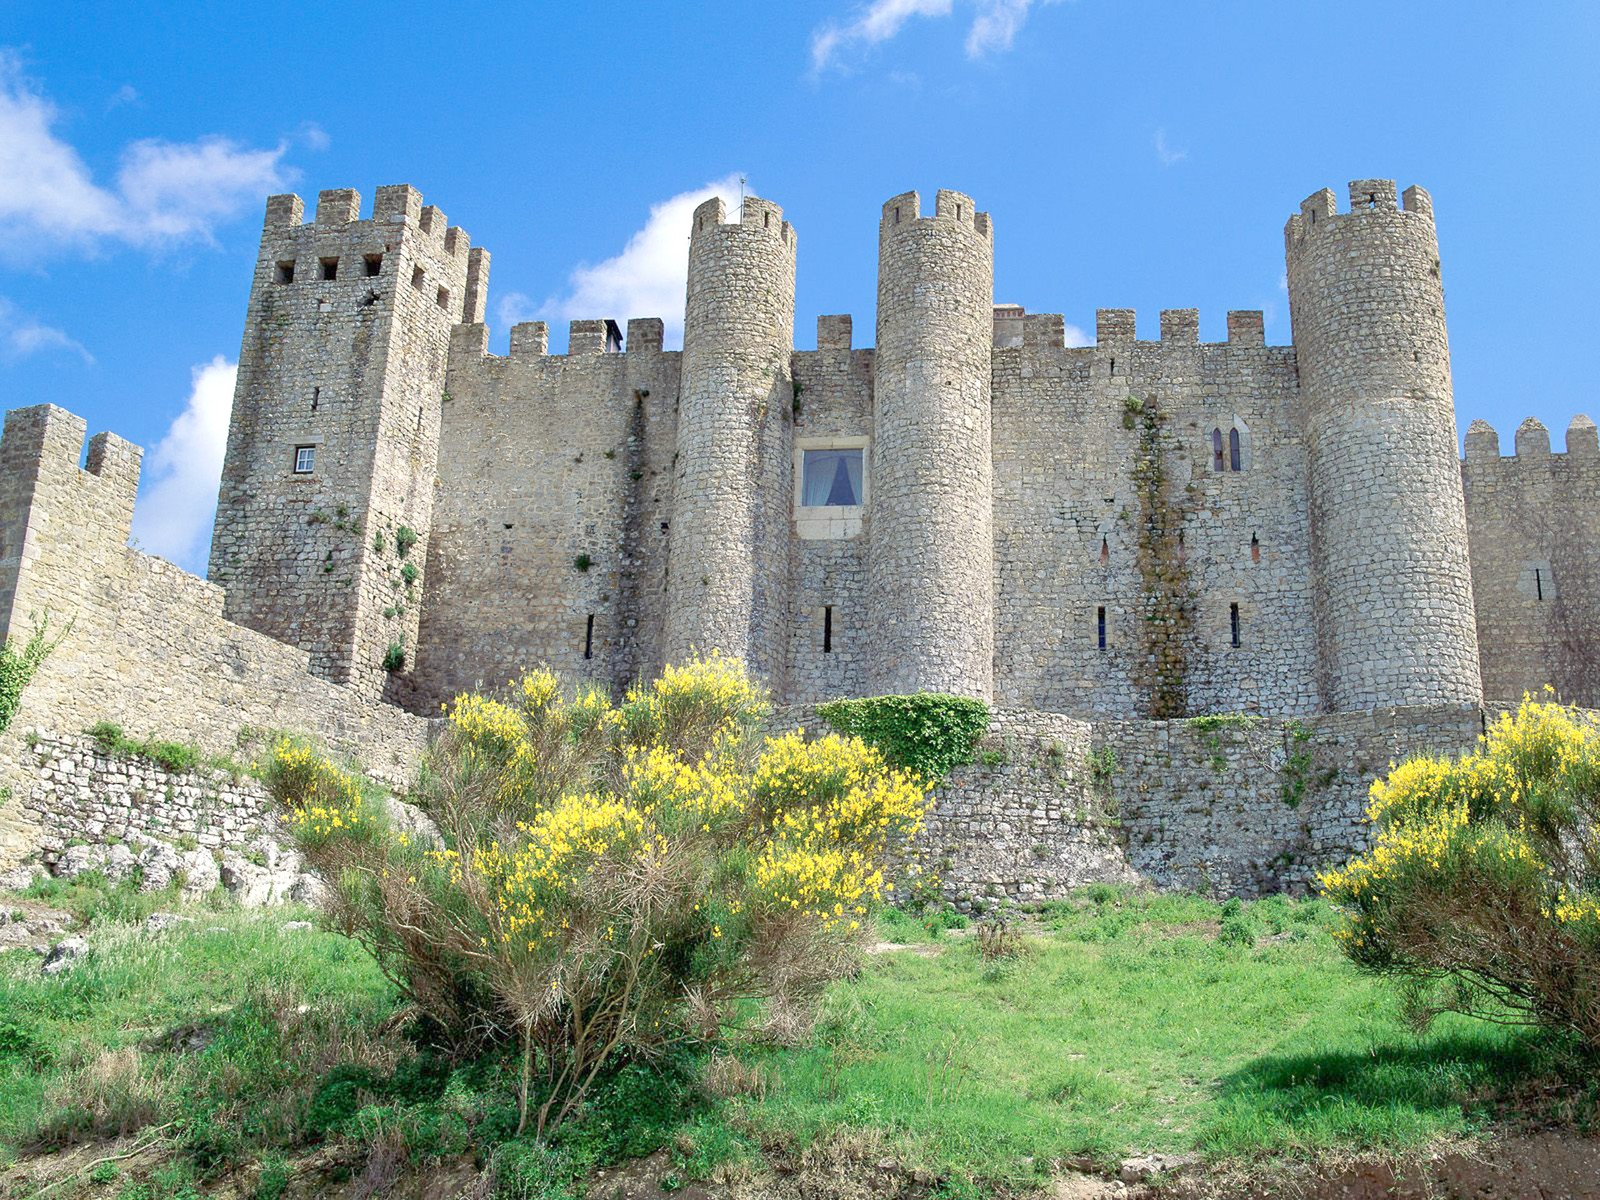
<box><xmin>738</xmin><ymin>174</ymin><xmax>747</xmax><ymax>219</ymax></box>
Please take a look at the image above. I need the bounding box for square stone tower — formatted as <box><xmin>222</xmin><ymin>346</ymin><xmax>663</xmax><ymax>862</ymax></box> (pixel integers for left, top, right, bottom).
<box><xmin>208</xmin><ymin>186</ymin><xmax>488</xmax><ymax>698</ymax></box>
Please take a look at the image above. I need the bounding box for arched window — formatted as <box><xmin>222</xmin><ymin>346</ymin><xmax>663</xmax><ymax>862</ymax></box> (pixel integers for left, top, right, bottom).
<box><xmin>1228</xmin><ymin>428</ymin><xmax>1242</xmax><ymax>472</ymax></box>
<box><xmin>1211</xmin><ymin>428</ymin><xmax>1225</xmax><ymax>472</ymax></box>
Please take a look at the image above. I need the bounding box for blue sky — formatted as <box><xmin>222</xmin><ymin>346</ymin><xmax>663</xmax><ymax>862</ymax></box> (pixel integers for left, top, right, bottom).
<box><xmin>0</xmin><ymin>1</ymin><xmax>1595</xmax><ymax>572</ymax></box>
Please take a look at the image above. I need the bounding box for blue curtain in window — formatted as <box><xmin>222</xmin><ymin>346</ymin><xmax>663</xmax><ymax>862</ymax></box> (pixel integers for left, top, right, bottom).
<box><xmin>802</xmin><ymin>449</ymin><xmax>863</xmax><ymax>506</ymax></box>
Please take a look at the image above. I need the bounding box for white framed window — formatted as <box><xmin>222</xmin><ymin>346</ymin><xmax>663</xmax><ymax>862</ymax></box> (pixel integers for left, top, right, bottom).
<box><xmin>802</xmin><ymin>447</ymin><xmax>864</xmax><ymax>507</ymax></box>
<box><xmin>293</xmin><ymin>445</ymin><xmax>316</xmax><ymax>474</ymax></box>
<box><xmin>793</xmin><ymin>436</ymin><xmax>868</xmax><ymax>540</ymax></box>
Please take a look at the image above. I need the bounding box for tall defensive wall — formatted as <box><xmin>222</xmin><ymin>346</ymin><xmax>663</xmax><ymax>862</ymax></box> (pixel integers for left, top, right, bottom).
<box><xmin>1285</xmin><ymin>181</ymin><xmax>1481</xmax><ymax>712</ymax></box>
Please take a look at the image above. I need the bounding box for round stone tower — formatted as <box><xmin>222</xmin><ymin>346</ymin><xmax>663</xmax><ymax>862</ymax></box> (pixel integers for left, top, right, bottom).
<box><xmin>663</xmin><ymin>195</ymin><xmax>796</xmax><ymax>681</ymax></box>
<box><xmin>867</xmin><ymin>189</ymin><xmax>995</xmax><ymax>699</ymax></box>
<box><xmin>1285</xmin><ymin>179</ymin><xmax>1481</xmax><ymax>711</ymax></box>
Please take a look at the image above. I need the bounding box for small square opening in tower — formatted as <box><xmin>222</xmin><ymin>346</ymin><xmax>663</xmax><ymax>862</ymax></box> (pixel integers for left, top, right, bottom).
<box><xmin>293</xmin><ymin>445</ymin><xmax>316</xmax><ymax>474</ymax></box>
<box><xmin>411</xmin><ymin>266</ymin><xmax>426</xmax><ymax>291</ymax></box>
<box><xmin>274</xmin><ymin>261</ymin><xmax>295</xmax><ymax>284</ymax></box>
<box><xmin>320</xmin><ymin>257</ymin><xmax>338</xmax><ymax>281</ymax></box>
<box><xmin>801</xmin><ymin>448</ymin><xmax>863</xmax><ymax>507</ymax></box>
<box><xmin>363</xmin><ymin>253</ymin><xmax>383</xmax><ymax>277</ymax></box>
<box><xmin>436</xmin><ymin>286</ymin><xmax>450</xmax><ymax>310</ymax></box>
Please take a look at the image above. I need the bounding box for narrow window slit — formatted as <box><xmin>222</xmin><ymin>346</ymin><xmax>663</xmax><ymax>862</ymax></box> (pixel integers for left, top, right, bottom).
<box><xmin>1212</xmin><ymin>428</ymin><xmax>1225</xmax><ymax>472</ymax></box>
<box><xmin>1535</xmin><ymin>569</ymin><xmax>1544</xmax><ymax>601</ymax></box>
<box><xmin>1097</xmin><ymin>606</ymin><xmax>1107</xmax><ymax>651</ymax></box>
<box><xmin>1229</xmin><ymin>427</ymin><xmax>1242</xmax><ymax>472</ymax></box>
<box><xmin>1230</xmin><ymin>603</ymin><xmax>1241</xmax><ymax>647</ymax></box>
<box><xmin>1250</xmin><ymin>532</ymin><xmax>1260</xmax><ymax>563</ymax></box>
<box><xmin>1098</xmin><ymin>535</ymin><xmax>1109</xmax><ymax>565</ymax></box>
<box><xmin>823</xmin><ymin>605</ymin><xmax>834</xmax><ymax>654</ymax></box>
<box><xmin>584</xmin><ymin>614</ymin><xmax>594</xmax><ymax>659</ymax></box>
<box><xmin>311</xmin><ymin>387</ymin><xmax>319</xmax><ymax>412</ymax></box>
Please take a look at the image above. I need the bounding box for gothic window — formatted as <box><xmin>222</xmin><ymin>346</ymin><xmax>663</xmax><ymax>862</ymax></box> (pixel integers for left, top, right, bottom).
<box><xmin>1211</xmin><ymin>422</ymin><xmax>1250</xmax><ymax>472</ymax></box>
<box><xmin>801</xmin><ymin>448</ymin><xmax>864</xmax><ymax>507</ymax></box>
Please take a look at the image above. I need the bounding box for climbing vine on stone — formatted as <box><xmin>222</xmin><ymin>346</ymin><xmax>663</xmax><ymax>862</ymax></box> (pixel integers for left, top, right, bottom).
<box><xmin>0</xmin><ymin>611</ymin><xmax>69</xmax><ymax>734</ymax></box>
<box><xmin>1129</xmin><ymin>395</ymin><xmax>1195</xmax><ymax>719</ymax></box>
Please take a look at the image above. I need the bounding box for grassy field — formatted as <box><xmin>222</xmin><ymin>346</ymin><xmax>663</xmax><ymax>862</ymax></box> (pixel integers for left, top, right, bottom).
<box><xmin>0</xmin><ymin>879</ymin><xmax>1586</xmax><ymax>1198</ymax></box>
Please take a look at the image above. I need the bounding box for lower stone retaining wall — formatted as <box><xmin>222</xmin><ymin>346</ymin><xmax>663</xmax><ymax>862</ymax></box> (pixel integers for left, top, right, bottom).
<box><xmin>18</xmin><ymin>731</ymin><xmax>282</xmax><ymax>861</ymax></box>
<box><xmin>926</xmin><ymin>703</ymin><xmax>1490</xmax><ymax>905</ymax></box>
<box><xmin>2</xmin><ymin>704</ymin><xmax>1535</xmax><ymax>908</ymax></box>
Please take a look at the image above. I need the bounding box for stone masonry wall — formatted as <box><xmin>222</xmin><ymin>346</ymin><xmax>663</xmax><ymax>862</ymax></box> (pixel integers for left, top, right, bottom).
<box><xmin>785</xmin><ymin>324</ymin><xmax>875</xmax><ymax>704</ymax></box>
<box><xmin>0</xmin><ymin>405</ymin><xmax>431</xmax><ymax>867</ymax></box>
<box><xmin>1463</xmin><ymin>415</ymin><xmax>1600</xmax><ymax>708</ymax></box>
<box><xmin>410</xmin><ymin>319</ymin><xmax>680</xmax><ymax>706</ymax></box>
<box><xmin>990</xmin><ymin>309</ymin><xmax>1316</xmax><ymax>718</ymax></box>
<box><xmin>19</xmin><ymin>732</ymin><xmax>281</xmax><ymax>860</ymax></box>
<box><xmin>920</xmin><ymin>703</ymin><xmax>1487</xmax><ymax>905</ymax></box>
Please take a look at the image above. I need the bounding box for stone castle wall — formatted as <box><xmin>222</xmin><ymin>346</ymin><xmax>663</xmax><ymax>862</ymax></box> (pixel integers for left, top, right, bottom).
<box><xmin>1463</xmin><ymin>416</ymin><xmax>1600</xmax><ymax>708</ymax></box>
<box><xmin>410</xmin><ymin>319</ymin><xmax>680</xmax><ymax>704</ymax></box>
<box><xmin>0</xmin><ymin>404</ymin><xmax>431</xmax><ymax>868</ymax></box>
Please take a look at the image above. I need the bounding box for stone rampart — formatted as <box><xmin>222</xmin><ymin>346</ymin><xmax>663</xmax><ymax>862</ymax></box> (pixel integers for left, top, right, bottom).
<box><xmin>0</xmin><ymin>405</ymin><xmax>432</xmax><ymax>867</ymax></box>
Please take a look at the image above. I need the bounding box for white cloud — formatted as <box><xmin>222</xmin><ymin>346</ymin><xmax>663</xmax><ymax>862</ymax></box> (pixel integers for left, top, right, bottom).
<box><xmin>130</xmin><ymin>356</ymin><xmax>235</xmax><ymax>572</ymax></box>
<box><xmin>0</xmin><ymin>50</ymin><xmax>293</xmax><ymax>261</ymax></box>
<box><xmin>1153</xmin><ymin>128</ymin><xmax>1188</xmax><ymax>166</ymax></box>
<box><xmin>532</xmin><ymin>174</ymin><xmax>746</xmax><ymax>349</ymax></box>
<box><xmin>1064</xmin><ymin>323</ymin><xmax>1091</xmax><ymax>348</ymax></box>
<box><xmin>811</xmin><ymin>0</ymin><xmax>1061</xmax><ymax>71</ymax></box>
<box><xmin>106</xmin><ymin>84</ymin><xmax>139</xmax><ymax>111</ymax></box>
<box><xmin>495</xmin><ymin>291</ymin><xmax>542</xmax><ymax>332</ymax></box>
<box><xmin>0</xmin><ymin>297</ymin><xmax>91</xmax><ymax>364</ymax></box>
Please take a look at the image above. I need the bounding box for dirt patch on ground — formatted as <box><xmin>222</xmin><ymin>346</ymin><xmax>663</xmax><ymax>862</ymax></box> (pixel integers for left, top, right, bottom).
<box><xmin>8</xmin><ymin>1131</ymin><xmax>1600</xmax><ymax>1199</ymax></box>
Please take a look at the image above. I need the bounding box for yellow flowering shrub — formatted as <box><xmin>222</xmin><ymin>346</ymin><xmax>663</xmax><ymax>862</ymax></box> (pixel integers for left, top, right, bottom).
<box><xmin>1320</xmin><ymin>692</ymin><xmax>1600</xmax><ymax>1047</ymax></box>
<box><xmin>270</xmin><ymin>654</ymin><xmax>932</xmax><ymax>1137</ymax></box>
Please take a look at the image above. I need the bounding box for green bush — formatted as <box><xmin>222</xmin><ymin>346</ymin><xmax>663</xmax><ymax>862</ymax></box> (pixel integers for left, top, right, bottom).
<box><xmin>382</xmin><ymin>642</ymin><xmax>406</xmax><ymax>673</ymax></box>
<box><xmin>394</xmin><ymin>526</ymin><xmax>419</xmax><ymax>558</ymax></box>
<box><xmin>816</xmin><ymin>693</ymin><xmax>991</xmax><ymax>780</ymax></box>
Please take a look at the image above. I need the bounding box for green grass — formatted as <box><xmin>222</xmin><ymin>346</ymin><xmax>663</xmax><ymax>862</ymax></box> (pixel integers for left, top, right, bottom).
<box><xmin>721</xmin><ymin>889</ymin><xmax>1565</xmax><ymax>1190</ymax></box>
<box><xmin>0</xmin><ymin>883</ymin><xmax>1583</xmax><ymax>1196</ymax></box>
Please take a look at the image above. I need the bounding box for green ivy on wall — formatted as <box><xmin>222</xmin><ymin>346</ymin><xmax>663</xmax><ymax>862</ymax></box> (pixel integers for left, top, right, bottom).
<box><xmin>816</xmin><ymin>693</ymin><xmax>991</xmax><ymax>780</ymax></box>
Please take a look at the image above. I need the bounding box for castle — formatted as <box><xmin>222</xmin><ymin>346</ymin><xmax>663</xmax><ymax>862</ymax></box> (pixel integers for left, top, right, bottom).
<box><xmin>210</xmin><ymin>178</ymin><xmax>1597</xmax><ymax>717</ymax></box>
<box><xmin>0</xmin><ymin>177</ymin><xmax>1595</xmax><ymax>900</ymax></box>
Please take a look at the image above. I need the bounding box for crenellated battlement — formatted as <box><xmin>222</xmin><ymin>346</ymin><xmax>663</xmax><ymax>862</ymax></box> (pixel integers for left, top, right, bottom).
<box><xmin>1284</xmin><ymin>179</ymin><xmax>1434</xmax><ymax>251</ymax></box>
<box><xmin>0</xmin><ymin>405</ymin><xmax>143</xmax><ymax>554</ymax></box>
<box><xmin>1463</xmin><ymin>415</ymin><xmax>1600</xmax><ymax>463</ymax></box>
<box><xmin>260</xmin><ymin>184</ymin><xmax>477</xmax><ymax>273</ymax></box>
<box><xmin>1087</xmin><ymin>308</ymin><xmax>1276</xmax><ymax>348</ymax></box>
<box><xmin>879</xmin><ymin>189</ymin><xmax>992</xmax><ymax>240</ymax></box>
<box><xmin>690</xmin><ymin>195</ymin><xmax>796</xmax><ymax>251</ymax></box>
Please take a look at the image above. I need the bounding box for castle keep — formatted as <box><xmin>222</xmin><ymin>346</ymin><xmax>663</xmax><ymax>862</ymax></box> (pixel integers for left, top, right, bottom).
<box><xmin>1</xmin><ymin>177</ymin><xmax>1596</xmax><ymax>900</ymax></box>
